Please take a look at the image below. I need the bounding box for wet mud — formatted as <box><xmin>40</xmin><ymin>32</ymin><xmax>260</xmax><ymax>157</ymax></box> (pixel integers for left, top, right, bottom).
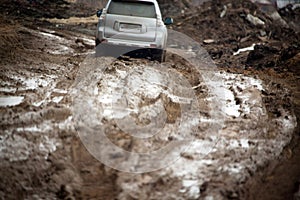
<box><xmin>0</xmin><ymin>0</ymin><xmax>300</xmax><ymax>199</ymax></box>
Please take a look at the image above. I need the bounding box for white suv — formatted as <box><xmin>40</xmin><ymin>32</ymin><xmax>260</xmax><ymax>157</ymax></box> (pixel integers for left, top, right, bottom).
<box><xmin>95</xmin><ymin>0</ymin><xmax>173</xmax><ymax>61</ymax></box>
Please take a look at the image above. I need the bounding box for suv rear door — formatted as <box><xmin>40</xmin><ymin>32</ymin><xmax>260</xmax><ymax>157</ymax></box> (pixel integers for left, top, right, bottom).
<box><xmin>104</xmin><ymin>0</ymin><xmax>157</xmax><ymax>42</ymax></box>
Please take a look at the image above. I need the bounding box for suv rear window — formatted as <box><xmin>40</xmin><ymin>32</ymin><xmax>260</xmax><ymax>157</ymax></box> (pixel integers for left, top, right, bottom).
<box><xmin>107</xmin><ymin>0</ymin><xmax>156</xmax><ymax>18</ymax></box>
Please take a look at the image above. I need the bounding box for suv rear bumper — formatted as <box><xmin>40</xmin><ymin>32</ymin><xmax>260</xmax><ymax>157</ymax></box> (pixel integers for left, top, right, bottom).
<box><xmin>95</xmin><ymin>42</ymin><xmax>163</xmax><ymax>59</ymax></box>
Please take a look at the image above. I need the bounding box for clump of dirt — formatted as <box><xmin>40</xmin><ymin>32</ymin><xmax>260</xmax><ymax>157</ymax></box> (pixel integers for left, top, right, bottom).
<box><xmin>1</xmin><ymin>0</ymin><xmax>102</xmax><ymax>21</ymax></box>
<box><xmin>246</xmin><ymin>43</ymin><xmax>300</xmax><ymax>72</ymax></box>
<box><xmin>278</xmin><ymin>5</ymin><xmax>300</xmax><ymax>33</ymax></box>
<box><xmin>0</xmin><ymin>17</ymin><xmax>21</xmax><ymax>61</ymax></box>
<box><xmin>246</xmin><ymin>44</ymin><xmax>280</xmax><ymax>69</ymax></box>
<box><xmin>161</xmin><ymin>0</ymin><xmax>300</xmax><ymax>70</ymax></box>
<box><xmin>1</xmin><ymin>0</ymin><xmax>70</xmax><ymax>19</ymax></box>
<box><xmin>160</xmin><ymin>1</ymin><xmax>300</xmax><ymax>199</ymax></box>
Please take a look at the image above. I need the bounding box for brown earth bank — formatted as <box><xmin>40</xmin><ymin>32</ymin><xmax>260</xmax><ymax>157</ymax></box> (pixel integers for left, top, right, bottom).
<box><xmin>0</xmin><ymin>0</ymin><xmax>299</xmax><ymax>199</ymax></box>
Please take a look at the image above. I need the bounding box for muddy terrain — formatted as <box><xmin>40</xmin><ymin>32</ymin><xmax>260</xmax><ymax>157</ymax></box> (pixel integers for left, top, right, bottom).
<box><xmin>0</xmin><ymin>0</ymin><xmax>299</xmax><ymax>199</ymax></box>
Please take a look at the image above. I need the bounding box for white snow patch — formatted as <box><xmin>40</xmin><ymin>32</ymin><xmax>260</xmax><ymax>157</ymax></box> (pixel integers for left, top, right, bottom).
<box><xmin>9</xmin><ymin>75</ymin><xmax>55</xmax><ymax>91</ymax></box>
<box><xmin>169</xmin><ymin>158</ymin><xmax>216</xmax><ymax>177</ymax></box>
<box><xmin>52</xmin><ymin>88</ymin><xmax>68</xmax><ymax>94</ymax></box>
<box><xmin>182</xmin><ymin>180</ymin><xmax>199</xmax><ymax>188</ymax></box>
<box><xmin>39</xmin><ymin>136</ymin><xmax>59</xmax><ymax>159</ymax></box>
<box><xmin>48</xmin><ymin>45</ymin><xmax>73</xmax><ymax>55</ymax></box>
<box><xmin>52</xmin><ymin>96</ymin><xmax>64</xmax><ymax>103</ymax></box>
<box><xmin>16</xmin><ymin>123</ymin><xmax>53</xmax><ymax>133</ymax></box>
<box><xmin>0</xmin><ymin>134</ymin><xmax>32</xmax><ymax>162</ymax></box>
<box><xmin>98</xmin><ymin>66</ymin><xmax>194</xmax><ymax>120</ymax></box>
<box><xmin>0</xmin><ymin>87</ymin><xmax>17</xmax><ymax>93</ymax></box>
<box><xmin>181</xmin><ymin>180</ymin><xmax>201</xmax><ymax>199</ymax></box>
<box><xmin>0</xmin><ymin>96</ymin><xmax>24</xmax><ymax>107</ymax></box>
<box><xmin>240</xmin><ymin>139</ymin><xmax>250</xmax><ymax>148</ymax></box>
<box><xmin>185</xmin><ymin>140</ymin><xmax>217</xmax><ymax>155</ymax></box>
<box><xmin>225</xmin><ymin>164</ymin><xmax>244</xmax><ymax>174</ymax></box>
<box><xmin>229</xmin><ymin>140</ymin><xmax>240</xmax><ymax>148</ymax></box>
<box><xmin>58</xmin><ymin>116</ymin><xmax>74</xmax><ymax>130</ymax></box>
<box><xmin>21</xmin><ymin>77</ymin><xmax>51</xmax><ymax>90</ymax></box>
<box><xmin>2</xmin><ymin>120</ymin><xmax>68</xmax><ymax>161</ymax></box>
<box><xmin>82</xmin><ymin>38</ymin><xmax>95</xmax><ymax>46</ymax></box>
<box><xmin>32</xmin><ymin>99</ymin><xmax>46</xmax><ymax>107</ymax></box>
<box><xmin>207</xmin><ymin>71</ymin><xmax>265</xmax><ymax>118</ymax></box>
<box><xmin>0</xmin><ymin>131</ymin><xmax>59</xmax><ymax>162</ymax></box>
<box><xmin>233</xmin><ymin>44</ymin><xmax>257</xmax><ymax>56</ymax></box>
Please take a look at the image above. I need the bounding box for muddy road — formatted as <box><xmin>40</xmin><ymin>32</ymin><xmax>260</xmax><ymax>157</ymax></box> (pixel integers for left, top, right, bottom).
<box><xmin>0</xmin><ymin>0</ymin><xmax>300</xmax><ymax>199</ymax></box>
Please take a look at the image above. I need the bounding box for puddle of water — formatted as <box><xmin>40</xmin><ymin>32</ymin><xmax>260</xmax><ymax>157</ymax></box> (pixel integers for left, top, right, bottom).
<box><xmin>0</xmin><ymin>96</ymin><xmax>24</xmax><ymax>107</ymax></box>
<box><xmin>38</xmin><ymin>31</ymin><xmax>74</xmax><ymax>55</ymax></box>
<box><xmin>2</xmin><ymin>73</ymin><xmax>59</xmax><ymax>107</ymax></box>
<box><xmin>39</xmin><ymin>31</ymin><xmax>64</xmax><ymax>41</ymax></box>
